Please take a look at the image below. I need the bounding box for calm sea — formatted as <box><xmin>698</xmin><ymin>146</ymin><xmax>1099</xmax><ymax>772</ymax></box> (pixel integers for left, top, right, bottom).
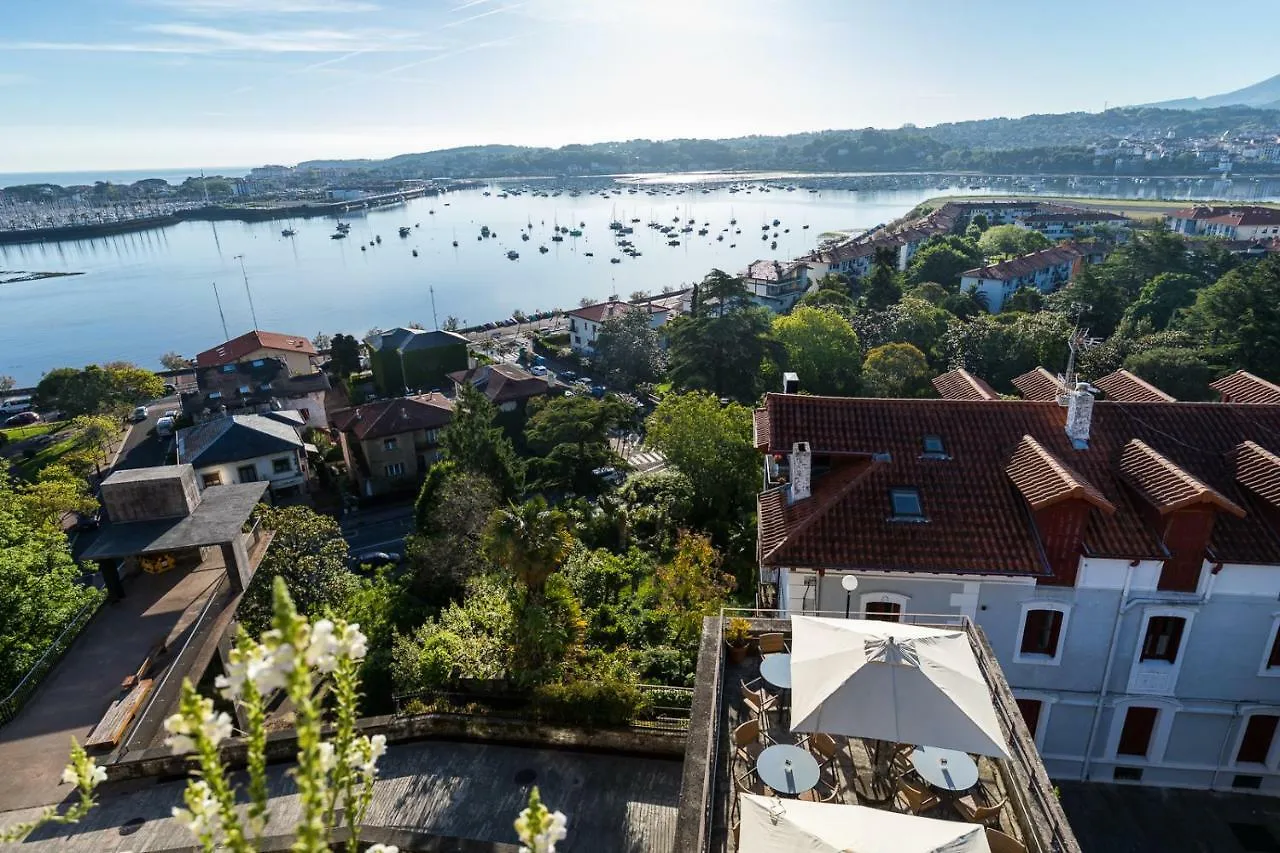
<box><xmin>0</xmin><ymin>167</ymin><xmax>252</xmax><ymax>188</ymax></box>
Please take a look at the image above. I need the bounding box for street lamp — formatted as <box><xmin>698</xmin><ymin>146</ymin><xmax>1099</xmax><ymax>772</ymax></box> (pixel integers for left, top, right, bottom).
<box><xmin>841</xmin><ymin>574</ymin><xmax>859</xmax><ymax>619</ymax></box>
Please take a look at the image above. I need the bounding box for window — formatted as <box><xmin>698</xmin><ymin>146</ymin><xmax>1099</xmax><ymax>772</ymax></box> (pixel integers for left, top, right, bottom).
<box><xmin>384</xmin><ymin>462</ymin><xmax>405</xmax><ymax>477</ymax></box>
<box><xmin>1262</xmin><ymin>619</ymin><xmax>1280</xmax><ymax>675</ymax></box>
<box><xmin>1232</xmin><ymin>774</ymin><xmax>1263</xmax><ymax>790</ymax></box>
<box><xmin>889</xmin><ymin>488</ymin><xmax>923</xmax><ymax>519</ymax></box>
<box><xmin>1140</xmin><ymin>616</ymin><xmax>1185</xmax><ymax>663</ymax></box>
<box><xmin>237</xmin><ymin>465</ymin><xmax>257</xmax><ymax>483</ymax></box>
<box><xmin>1016</xmin><ymin>698</ymin><xmax>1043</xmax><ymax>741</ymax></box>
<box><xmin>1116</xmin><ymin>706</ymin><xmax>1158</xmax><ymax>757</ymax></box>
<box><xmin>383</xmin><ymin>437</ymin><xmax>398</xmax><ymax>451</ymax></box>
<box><xmin>272</xmin><ymin>457</ymin><xmax>293</xmax><ymax>474</ymax></box>
<box><xmin>1237</xmin><ymin>715</ymin><xmax>1279</xmax><ymax>765</ymax></box>
<box><xmin>202</xmin><ymin>472</ymin><xmax>222</xmax><ymax>488</ymax></box>
<box><xmin>921</xmin><ymin>435</ymin><xmax>947</xmax><ymax>458</ymax></box>
<box><xmin>865</xmin><ymin>602</ymin><xmax>901</xmax><ymax>622</ymax></box>
<box><xmin>1020</xmin><ymin>610</ymin><xmax>1064</xmax><ymax>657</ymax></box>
<box><xmin>1112</xmin><ymin>767</ymin><xmax>1143</xmax><ymax>782</ymax></box>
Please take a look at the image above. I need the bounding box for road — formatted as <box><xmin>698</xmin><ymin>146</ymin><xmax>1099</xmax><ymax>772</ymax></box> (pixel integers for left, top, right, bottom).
<box><xmin>340</xmin><ymin>503</ymin><xmax>415</xmax><ymax>556</ymax></box>
<box><xmin>114</xmin><ymin>394</ymin><xmax>179</xmax><ymax>470</ymax></box>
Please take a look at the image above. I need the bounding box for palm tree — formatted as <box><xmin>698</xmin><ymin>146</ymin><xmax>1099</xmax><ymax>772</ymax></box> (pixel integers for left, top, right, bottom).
<box><xmin>483</xmin><ymin>497</ymin><xmax>572</xmax><ymax>595</ymax></box>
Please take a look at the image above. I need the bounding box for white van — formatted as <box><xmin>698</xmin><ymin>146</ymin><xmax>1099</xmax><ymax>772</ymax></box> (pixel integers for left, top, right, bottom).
<box><xmin>156</xmin><ymin>416</ymin><xmax>176</xmax><ymax>438</ymax></box>
<box><xmin>0</xmin><ymin>396</ymin><xmax>33</xmax><ymax>414</ymax></box>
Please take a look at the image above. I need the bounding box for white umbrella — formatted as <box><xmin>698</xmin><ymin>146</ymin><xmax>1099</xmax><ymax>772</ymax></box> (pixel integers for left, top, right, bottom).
<box><xmin>737</xmin><ymin>793</ymin><xmax>992</xmax><ymax>853</ymax></box>
<box><xmin>789</xmin><ymin>616</ymin><xmax>1010</xmax><ymax>759</ymax></box>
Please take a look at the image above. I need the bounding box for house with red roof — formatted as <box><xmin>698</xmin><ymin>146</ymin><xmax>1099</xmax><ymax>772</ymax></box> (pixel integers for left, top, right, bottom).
<box><xmin>754</xmin><ymin>372</ymin><xmax>1280</xmax><ymax>792</ymax></box>
<box><xmin>1167</xmin><ymin>205</ymin><xmax>1280</xmax><ymax>241</ymax></box>
<box><xmin>959</xmin><ymin>245</ymin><xmax>1088</xmax><ymax>312</ymax></box>
<box><xmin>194</xmin><ymin>329</ymin><xmax>318</xmax><ymax>376</ymax></box>
<box><xmin>329</xmin><ymin>393</ymin><xmax>454</xmax><ymax>496</ymax></box>
<box><xmin>567</xmin><ymin>299</ymin><xmax>673</xmax><ymax>355</ymax></box>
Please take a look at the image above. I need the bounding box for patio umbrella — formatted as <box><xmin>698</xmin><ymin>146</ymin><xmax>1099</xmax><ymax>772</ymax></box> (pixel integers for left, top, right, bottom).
<box><xmin>737</xmin><ymin>793</ymin><xmax>992</xmax><ymax>853</ymax></box>
<box><xmin>789</xmin><ymin>616</ymin><xmax>1010</xmax><ymax>759</ymax></box>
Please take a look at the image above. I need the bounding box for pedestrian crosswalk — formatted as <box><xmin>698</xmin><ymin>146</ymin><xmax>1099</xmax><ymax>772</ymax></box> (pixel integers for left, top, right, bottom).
<box><xmin>626</xmin><ymin>450</ymin><xmax>666</xmax><ymax>473</ymax></box>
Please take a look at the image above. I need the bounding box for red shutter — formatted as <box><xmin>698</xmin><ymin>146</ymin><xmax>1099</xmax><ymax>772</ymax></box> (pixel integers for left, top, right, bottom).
<box><xmin>1238</xmin><ymin>716</ymin><xmax>1279</xmax><ymax>764</ymax></box>
<box><xmin>1016</xmin><ymin>699</ymin><xmax>1043</xmax><ymax>739</ymax></box>
<box><xmin>1117</xmin><ymin>706</ymin><xmax>1158</xmax><ymax>757</ymax></box>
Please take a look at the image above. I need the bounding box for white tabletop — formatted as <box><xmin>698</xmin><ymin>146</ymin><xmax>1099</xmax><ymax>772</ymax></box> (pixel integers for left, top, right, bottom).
<box><xmin>760</xmin><ymin>653</ymin><xmax>792</xmax><ymax>689</ymax></box>
<box><xmin>909</xmin><ymin>746</ymin><xmax>979</xmax><ymax>792</ymax></box>
<box><xmin>756</xmin><ymin>744</ymin><xmax>820</xmax><ymax>795</ymax></box>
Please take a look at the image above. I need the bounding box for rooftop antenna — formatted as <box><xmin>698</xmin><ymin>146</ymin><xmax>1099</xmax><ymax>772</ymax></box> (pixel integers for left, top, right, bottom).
<box><xmin>212</xmin><ymin>281</ymin><xmax>231</xmax><ymax>341</ymax></box>
<box><xmin>429</xmin><ymin>284</ymin><xmax>439</xmax><ymax>330</ymax></box>
<box><xmin>234</xmin><ymin>254</ymin><xmax>260</xmax><ymax>330</ymax></box>
<box><xmin>1062</xmin><ymin>302</ymin><xmax>1092</xmax><ymax>388</ymax></box>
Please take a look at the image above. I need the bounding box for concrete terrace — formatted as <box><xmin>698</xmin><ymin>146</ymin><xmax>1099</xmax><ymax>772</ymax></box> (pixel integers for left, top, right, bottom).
<box><xmin>4</xmin><ymin>740</ymin><xmax>683</xmax><ymax>852</ymax></box>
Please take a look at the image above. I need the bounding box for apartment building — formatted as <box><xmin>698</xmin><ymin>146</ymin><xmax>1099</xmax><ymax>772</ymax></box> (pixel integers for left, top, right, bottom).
<box><xmin>753</xmin><ymin>369</ymin><xmax>1280</xmax><ymax>793</ymax></box>
<box><xmin>1167</xmin><ymin>205</ymin><xmax>1280</xmax><ymax>241</ymax></box>
<box><xmin>958</xmin><ymin>245</ymin><xmax>1086</xmax><ymax>312</ymax></box>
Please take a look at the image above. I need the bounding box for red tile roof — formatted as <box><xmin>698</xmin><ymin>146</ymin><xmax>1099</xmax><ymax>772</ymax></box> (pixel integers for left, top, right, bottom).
<box><xmin>1118</xmin><ymin>439</ymin><xmax>1244</xmax><ymax>517</ymax></box>
<box><xmin>1011</xmin><ymin>368</ymin><xmax>1064</xmax><ymax>402</ymax></box>
<box><xmin>569</xmin><ymin>301</ymin><xmax>666</xmax><ymax>323</ymax></box>
<box><xmin>329</xmin><ymin>393</ymin><xmax>453</xmax><ymax>441</ymax></box>
<box><xmin>745</xmin><ymin>260</ymin><xmax>809</xmax><ymax>282</ymax></box>
<box><xmin>195</xmin><ymin>330</ymin><xmax>316</xmax><ymax>369</ymax></box>
<box><xmin>756</xmin><ymin>392</ymin><xmax>1280</xmax><ymax>575</ymax></box>
<box><xmin>1210</xmin><ymin>370</ymin><xmax>1280</xmax><ymax>404</ymax></box>
<box><xmin>1020</xmin><ymin>211</ymin><xmax>1127</xmax><ymax>224</ymax></box>
<box><xmin>960</xmin><ymin>245</ymin><xmax>1084</xmax><ymax>282</ymax></box>
<box><xmin>1006</xmin><ymin>435</ymin><xmax>1115</xmax><ymax>514</ymax></box>
<box><xmin>1094</xmin><ymin>369</ymin><xmax>1176</xmax><ymax>403</ymax></box>
<box><xmin>1235</xmin><ymin>441</ymin><xmax>1280</xmax><ymax>508</ymax></box>
<box><xmin>447</xmin><ymin>363</ymin><xmax>550</xmax><ymax>405</ymax></box>
<box><xmin>1170</xmin><ymin>205</ymin><xmax>1280</xmax><ymax>226</ymax></box>
<box><xmin>933</xmin><ymin>369</ymin><xmax>998</xmax><ymax>401</ymax></box>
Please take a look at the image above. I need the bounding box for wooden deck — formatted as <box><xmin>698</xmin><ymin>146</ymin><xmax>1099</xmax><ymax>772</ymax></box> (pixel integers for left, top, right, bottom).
<box><xmin>3</xmin><ymin>740</ymin><xmax>682</xmax><ymax>852</ymax></box>
<box><xmin>711</xmin><ymin>656</ymin><xmax>1028</xmax><ymax>852</ymax></box>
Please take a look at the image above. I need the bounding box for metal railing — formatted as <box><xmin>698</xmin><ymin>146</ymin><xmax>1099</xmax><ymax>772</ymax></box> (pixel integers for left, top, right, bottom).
<box><xmin>392</xmin><ymin>683</ymin><xmax>693</xmax><ymax>733</ymax></box>
<box><xmin>0</xmin><ymin>593</ymin><xmax>104</xmax><ymax>727</ymax></box>
<box><xmin>720</xmin><ymin>606</ymin><xmax>970</xmax><ymax>628</ymax></box>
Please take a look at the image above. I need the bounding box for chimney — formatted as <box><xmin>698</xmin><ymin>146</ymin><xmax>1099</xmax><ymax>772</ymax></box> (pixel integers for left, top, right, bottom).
<box><xmin>789</xmin><ymin>441</ymin><xmax>812</xmax><ymax>503</ymax></box>
<box><xmin>783</xmin><ymin>371</ymin><xmax>800</xmax><ymax>395</ymax></box>
<box><xmin>1065</xmin><ymin>382</ymin><xmax>1094</xmax><ymax>446</ymax></box>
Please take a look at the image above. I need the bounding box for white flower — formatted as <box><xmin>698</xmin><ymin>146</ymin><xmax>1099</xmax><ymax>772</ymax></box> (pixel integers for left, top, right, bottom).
<box><xmin>305</xmin><ymin>618</ymin><xmax>340</xmax><ymax>673</ymax></box>
<box><xmin>91</xmin><ymin>765</ymin><xmax>108</xmax><ymax>785</ymax></box>
<box><xmin>173</xmin><ymin>780</ymin><xmax>218</xmax><ymax>839</ymax></box>
<box><xmin>317</xmin><ymin>742</ymin><xmax>336</xmax><ymax>773</ymax></box>
<box><xmin>201</xmin><ymin>712</ymin><xmax>234</xmax><ymax>747</ymax></box>
<box><xmin>366</xmin><ymin>845</ymin><xmax>399</xmax><ymax>853</ymax></box>
<box><xmin>348</xmin><ymin>733</ymin><xmax>388</xmax><ymax>775</ymax></box>
<box><xmin>61</xmin><ymin>765</ymin><xmax>79</xmax><ymax>786</ymax></box>
<box><xmin>339</xmin><ymin>624</ymin><xmax>368</xmax><ymax>661</ymax></box>
<box><xmin>515</xmin><ymin>803</ymin><xmax>568</xmax><ymax>853</ymax></box>
<box><xmin>164</xmin><ymin>714</ymin><xmax>197</xmax><ymax>755</ymax></box>
<box><xmin>369</xmin><ymin>734</ymin><xmax>387</xmax><ymax>763</ymax></box>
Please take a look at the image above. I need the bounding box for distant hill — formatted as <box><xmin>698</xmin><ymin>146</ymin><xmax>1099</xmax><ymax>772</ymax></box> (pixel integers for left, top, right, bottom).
<box><xmin>1143</xmin><ymin>73</ymin><xmax>1280</xmax><ymax>111</ymax></box>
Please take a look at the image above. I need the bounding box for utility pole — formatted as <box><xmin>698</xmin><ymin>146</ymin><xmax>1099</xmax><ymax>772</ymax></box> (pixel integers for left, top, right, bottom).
<box><xmin>234</xmin><ymin>254</ymin><xmax>260</xmax><ymax>331</ymax></box>
<box><xmin>212</xmin><ymin>281</ymin><xmax>231</xmax><ymax>341</ymax></box>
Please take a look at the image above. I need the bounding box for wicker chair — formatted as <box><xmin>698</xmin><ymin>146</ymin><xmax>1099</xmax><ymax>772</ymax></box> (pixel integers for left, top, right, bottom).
<box><xmin>799</xmin><ymin>778</ymin><xmax>841</xmax><ymax>804</ymax></box>
<box><xmin>758</xmin><ymin>632</ymin><xmax>787</xmax><ymax>654</ymax></box>
<box><xmin>740</xmin><ymin>678</ymin><xmax>779</xmax><ymax>726</ymax></box>
<box><xmin>984</xmin><ymin>827</ymin><xmax>1028</xmax><ymax>853</ymax></box>
<box><xmin>895</xmin><ymin>778</ymin><xmax>941</xmax><ymax>815</ymax></box>
<box><xmin>735</xmin><ymin>768</ymin><xmax>774</xmax><ymax>798</ymax></box>
<box><xmin>955</xmin><ymin>793</ymin><xmax>1007</xmax><ymax>825</ymax></box>
<box><xmin>733</xmin><ymin>718</ymin><xmax>771</xmax><ymax>764</ymax></box>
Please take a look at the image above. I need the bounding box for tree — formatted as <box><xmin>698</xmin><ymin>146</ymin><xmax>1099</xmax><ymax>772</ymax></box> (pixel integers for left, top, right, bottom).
<box><xmin>440</xmin><ymin>382</ymin><xmax>523</xmax><ymax>499</ymax></box>
<box><xmin>408</xmin><ymin>461</ymin><xmax>499</xmax><ymax>605</ymax></box>
<box><xmin>696</xmin><ymin>268</ymin><xmax>749</xmax><ymax>317</ymax></box>
<box><xmin>903</xmin><ymin>242</ymin><xmax>980</xmax><ymax>290</ymax></box>
<box><xmin>524</xmin><ymin>396</ymin><xmax>628</xmax><ymax>494</ymax></box>
<box><xmin>311</xmin><ymin>333</ymin><xmax>332</xmax><ymax>351</ymax></box>
<box><xmin>0</xmin><ymin>474</ymin><xmax>101</xmax><ymax>694</ymax></box>
<box><xmin>159</xmin><ymin>352</ymin><xmax>193</xmax><ymax>371</ymax></box>
<box><xmin>1123</xmin><ymin>347</ymin><xmax>1214</xmax><ymax>401</ymax></box>
<box><xmin>654</xmin><ymin>532</ymin><xmax>734</xmax><ymax>646</ymax></box>
<box><xmin>769</xmin><ymin>307</ymin><xmax>862</xmax><ymax>395</ymax></box>
<box><xmin>978</xmin><ymin>224</ymin><xmax>1051</xmax><ymax>258</ymax></box>
<box><xmin>862</xmin><ymin>343</ymin><xmax>932</xmax><ymax>398</ymax></box>
<box><xmin>1003</xmin><ymin>287</ymin><xmax>1045</xmax><ymax>314</ymax></box>
<box><xmin>1</xmin><ymin>375</ymin><xmax>17</xmax><ymax>393</ymax></box>
<box><xmin>237</xmin><ymin>505</ymin><xmax>359</xmax><ymax>635</ymax></box>
<box><xmin>70</xmin><ymin>414</ymin><xmax>119</xmax><ymax>473</ymax></box>
<box><xmin>614</xmin><ymin>470</ymin><xmax>696</xmax><ymax>554</ymax></box>
<box><xmin>592</xmin><ymin>306</ymin><xmax>665</xmax><ymax>388</ymax></box>
<box><xmin>943</xmin><ymin>312</ymin><xmax>1073</xmax><ymax>392</ymax></box>
<box><xmin>328</xmin><ymin>333</ymin><xmax>362</xmax><ymax>378</ymax></box>
<box><xmin>645</xmin><ymin>393</ymin><xmax>759</xmax><ymax>543</ymax></box>
<box><xmin>798</xmin><ymin>287</ymin><xmax>855</xmax><ymax>312</ymax></box>
<box><xmin>34</xmin><ymin>363</ymin><xmax>163</xmax><ymax>417</ymax></box>
<box><xmin>1118</xmin><ymin>272</ymin><xmax>1204</xmax><ymax>337</ymax></box>
<box><xmin>483</xmin><ymin>496</ymin><xmax>574</xmax><ymax>595</ymax></box>
<box><xmin>1046</xmin><ymin>265</ymin><xmax>1129</xmax><ymax>338</ymax></box>
<box><xmin>861</xmin><ymin>246</ymin><xmax>902</xmax><ymax>311</ymax></box>
<box><xmin>1179</xmin><ymin>256</ymin><xmax>1280</xmax><ymax>377</ymax></box>
<box><xmin>666</xmin><ymin>306</ymin><xmax>777</xmax><ymax>403</ymax></box>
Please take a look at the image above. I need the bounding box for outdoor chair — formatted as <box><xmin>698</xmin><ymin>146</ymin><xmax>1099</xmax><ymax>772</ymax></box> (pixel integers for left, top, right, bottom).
<box><xmin>758</xmin><ymin>632</ymin><xmax>787</xmax><ymax>654</ymax></box>
<box><xmin>984</xmin><ymin>827</ymin><xmax>1028</xmax><ymax>853</ymax></box>
<box><xmin>734</xmin><ymin>768</ymin><xmax>774</xmax><ymax>798</ymax></box>
<box><xmin>955</xmin><ymin>792</ymin><xmax>1007</xmax><ymax>825</ymax></box>
<box><xmin>799</xmin><ymin>778</ymin><xmax>841</xmax><ymax>804</ymax></box>
<box><xmin>890</xmin><ymin>744</ymin><xmax>916</xmax><ymax>779</ymax></box>
<box><xmin>733</xmin><ymin>718</ymin><xmax>772</xmax><ymax>764</ymax></box>
<box><xmin>895</xmin><ymin>778</ymin><xmax>941</xmax><ymax>816</ymax></box>
<box><xmin>740</xmin><ymin>678</ymin><xmax>779</xmax><ymax>724</ymax></box>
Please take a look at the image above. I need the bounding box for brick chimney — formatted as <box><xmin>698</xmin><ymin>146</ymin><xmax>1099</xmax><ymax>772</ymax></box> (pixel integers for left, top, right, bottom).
<box><xmin>1065</xmin><ymin>382</ymin><xmax>1094</xmax><ymax>446</ymax></box>
<box><xmin>789</xmin><ymin>441</ymin><xmax>812</xmax><ymax>503</ymax></box>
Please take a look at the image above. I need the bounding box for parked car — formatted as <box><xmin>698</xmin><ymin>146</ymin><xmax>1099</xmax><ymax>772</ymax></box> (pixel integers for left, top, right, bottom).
<box><xmin>559</xmin><ymin>370</ymin><xmax>578</xmax><ymax>382</ymax></box>
<box><xmin>530</xmin><ymin>365</ymin><xmax>548</xmax><ymax>376</ymax></box>
<box><xmin>590</xmin><ymin>385</ymin><xmax>607</xmax><ymax>398</ymax></box>
<box><xmin>156</xmin><ymin>416</ymin><xmax>176</xmax><ymax>438</ymax></box>
<box><xmin>592</xmin><ymin>466</ymin><xmax>624</xmax><ymax>486</ymax></box>
<box><xmin>131</xmin><ymin>405</ymin><xmax>149</xmax><ymax>422</ymax></box>
<box><xmin>4</xmin><ymin>411</ymin><xmax>40</xmax><ymax>427</ymax></box>
<box><xmin>163</xmin><ymin>409</ymin><xmax>180</xmax><ymax>419</ymax></box>
<box><xmin>73</xmin><ymin>510</ymin><xmax>101</xmax><ymax>532</ymax></box>
<box><xmin>350</xmin><ymin>551</ymin><xmax>402</xmax><ymax>571</ymax></box>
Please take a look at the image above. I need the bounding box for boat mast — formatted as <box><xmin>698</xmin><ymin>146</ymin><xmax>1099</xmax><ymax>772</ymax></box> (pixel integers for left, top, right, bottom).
<box><xmin>234</xmin><ymin>254</ymin><xmax>260</xmax><ymax>330</ymax></box>
<box><xmin>429</xmin><ymin>285</ymin><xmax>439</xmax><ymax>330</ymax></box>
<box><xmin>211</xmin><ymin>281</ymin><xmax>231</xmax><ymax>340</ymax></box>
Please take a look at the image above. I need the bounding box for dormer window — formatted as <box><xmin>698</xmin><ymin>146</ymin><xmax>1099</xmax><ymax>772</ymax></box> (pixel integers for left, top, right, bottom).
<box><xmin>239</xmin><ymin>385</ymin><xmax>251</xmax><ymax>394</ymax></box>
<box><xmin>922</xmin><ymin>435</ymin><xmax>948</xmax><ymax>459</ymax></box>
<box><xmin>890</xmin><ymin>488</ymin><xmax>925</xmax><ymax>521</ymax></box>
<box><xmin>221</xmin><ymin>364</ymin><xmax>236</xmax><ymax>373</ymax></box>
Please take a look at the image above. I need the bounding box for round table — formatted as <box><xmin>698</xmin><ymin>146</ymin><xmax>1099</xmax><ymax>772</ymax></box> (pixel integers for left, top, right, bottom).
<box><xmin>909</xmin><ymin>746</ymin><xmax>979</xmax><ymax>792</ymax></box>
<box><xmin>756</xmin><ymin>744</ymin><xmax>820</xmax><ymax>796</ymax></box>
<box><xmin>760</xmin><ymin>653</ymin><xmax>791</xmax><ymax>690</ymax></box>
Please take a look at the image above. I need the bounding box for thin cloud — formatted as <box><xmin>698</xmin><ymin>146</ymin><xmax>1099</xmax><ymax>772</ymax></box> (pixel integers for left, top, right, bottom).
<box><xmin>450</xmin><ymin>0</ymin><xmax>494</xmax><ymax>10</ymax></box>
<box><xmin>142</xmin><ymin>0</ymin><xmax>382</xmax><ymax>13</ymax></box>
<box><xmin>0</xmin><ymin>41</ymin><xmax>203</xmax><ymax>53</ymax></box>
<box><xmin>442</xmin><ymin>2</ymin><xmax>524</xmax><ymax>28</ymax></box>
<box><xmin>372</xmin><ymin>35</ymin><xmax>518</xmax><ymax>79</ymax></box>
<box><xmin>142</xmin><ymin>23</ymin><xmax>438</xmax><ymax>53</ymax></box>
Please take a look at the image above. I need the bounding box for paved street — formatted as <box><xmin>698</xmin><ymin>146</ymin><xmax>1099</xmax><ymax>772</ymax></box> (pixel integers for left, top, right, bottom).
<box><xmin>114</xmin><ymin>395</ymin><xmax>179</xmax><ymax>471</ymax></box>
<box><xmin>340</xmin><ymin>503</ymin><xmax>415</xmax><ymax>556</ymax></box>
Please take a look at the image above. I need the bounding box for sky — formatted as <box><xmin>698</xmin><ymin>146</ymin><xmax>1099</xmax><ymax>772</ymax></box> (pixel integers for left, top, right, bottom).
<box><xmin>1</xmin><ymin>0</ymin><xmax>1277</xmax><ymax>172</ymax></box>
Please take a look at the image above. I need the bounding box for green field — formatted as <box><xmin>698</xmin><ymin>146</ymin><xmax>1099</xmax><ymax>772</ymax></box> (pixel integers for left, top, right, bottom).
<box><xmin>922</xmin><ymin>194</ymin><xmax>1280</xmax><ymax>222</ymax></box>
<box><xmin>0</xmin><ymin>420</ymin><xmax>66</xmax><ymax>443</ymax></box>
